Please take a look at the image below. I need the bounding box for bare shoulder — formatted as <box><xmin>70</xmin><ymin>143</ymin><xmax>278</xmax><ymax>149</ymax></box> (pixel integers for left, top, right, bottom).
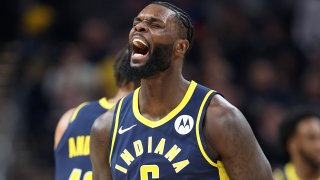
<box><xmin>205</xmin><ymin>94</ymin><xmax>247</xmax><ymax>136</ymax></box>
<box><xmin>204</xmin><ymin>94</ymin><xmax>249</xmax><ymax>157</ymax></box>
<box><xmin>54</xmin><ymin>108</ymin><xmax>75</xmax><ymax>150</ymax></box>
<box><xmin>90</xmin><ymin>107</ymin><xmax>116</xmax><ymax>180</ymax></box>
<box><xmin>204</xmin><ymin>94</ymin><xmax>273</xmax><ymax>179</ymax></box>
<box><xmin>91</xmin><ymin>107</ymin><xmax>115</xmax><ymax>139</ymax></box>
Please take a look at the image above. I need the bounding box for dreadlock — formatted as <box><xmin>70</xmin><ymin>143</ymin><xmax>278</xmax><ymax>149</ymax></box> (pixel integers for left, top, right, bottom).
<box><xmin>151</xmin><ymin>1</ymin><xmax>194</xmax><ymax>53</ymax></box>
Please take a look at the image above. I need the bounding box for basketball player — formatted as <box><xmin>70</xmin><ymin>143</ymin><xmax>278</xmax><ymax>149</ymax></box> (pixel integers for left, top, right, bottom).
<box><xmin>274</xmin><ymin>110</ymin><xmax>320</xmax><ymax>180</ymax></box>
<box><xmin>90</xmin><ymin>2</ymin><xmax>273</xmax><ymax>179</ymax></box>
<box><xmin>54</xmin><ymin>46</ymin><xmax>139</xmax><ymax>180</ymax></box>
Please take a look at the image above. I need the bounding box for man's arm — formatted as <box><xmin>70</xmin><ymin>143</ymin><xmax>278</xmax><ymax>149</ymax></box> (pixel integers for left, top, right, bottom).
<box><xmin>90</xmin><ymin>108</ymin><xmax>115</xmax><ymax>180</ymax></box>
<box><xmin>204</xmin><ymin>95</ymin><xmax>273</xmax><ymax>180</ymax></box>
<box><xmin>54</xmin><ymin>108</ymin><xmax>75</xmax><ymax>150</ymax></box>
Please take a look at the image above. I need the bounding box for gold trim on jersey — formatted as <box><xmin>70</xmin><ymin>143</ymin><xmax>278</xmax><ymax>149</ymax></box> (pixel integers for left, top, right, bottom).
<box><xmin>109</xmin><ymin>97</ymin><xmax>125</xmax><ymax>165</ymax></box>
<box><xmin>70</xmin><ymin>102</ymin><xmax>88</xmax><ymax>123</ymax></box>
<box><xmin>99</xmin><ymin>97</ymin><xmax>115</xmax><ymax>110</ymax></box>
<box><xmin>217</xmin><ymin>161</ymin><xmax>230</xmax><ymax>180</ymax></box>
<box><xmin>284</xmin><ymin>162</ymin><xmax>299</xmax><ymax>180</ymax></box>
<box><xmin>195</xmin><ymin>90</ymin><xmax>229</xmax><ymax>179</ymax></box>
<box><xmin>195</xmin><ymin>90</ymin><xmax>216</xmax><ymax>166</ymax></box>
<box><xmin>132</xmin><ymin>81</ymin><xmax>197</xmax><ymax>128</ymax></box>
<box><xmin>274</xmin><ymin>162</ymin><xmax>320</xmax><ymax>180</ymax></box>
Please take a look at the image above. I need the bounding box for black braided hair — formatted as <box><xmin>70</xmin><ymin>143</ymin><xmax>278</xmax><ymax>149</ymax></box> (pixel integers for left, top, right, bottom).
<box><xmin>151</xmin><ymin>1</ymin><xmax>194</xmax><ymax>52</ymax></box>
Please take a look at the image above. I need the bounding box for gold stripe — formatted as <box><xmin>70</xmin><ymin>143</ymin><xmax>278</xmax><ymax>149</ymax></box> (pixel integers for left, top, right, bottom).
<box><xmin>132</xmin><ymin>81</ymin><xmax>197</xmax><ymax>128</ymax></box>
<box><xmin>70</xmin><ymin>102</ymin><xmax>88</xmax><ymax>123</ymax></box>
<box><xmin>99</xmin><ymin>97</ymin><xmax>114</xmax><ymax>110</ymax></box>
<box><xmin>285</xmin><ymin>162</ymin><xmax>299</xmax><ymax>180</ymax></box>
<box><xmin>195</xmin><ymin>90</ymin><xmax>217</xmax><ymax>167</ymax></box>
<box><xmin>195</xmin><ymin>91</ymin><xmax>230</xmax><ymax>179</ymax></box>
<box><xmin>109</xmin><ymin>98</ymin><xmax>124</xmax><ymax>165</ymax></box>
<box><xmin>284</xmin><ymin>162</ymin><xmax>320</xmax><ymax>180</ymax></box>
<box><xmin>217</xmin><ymin>160</ymin><xmax>230</xmax><ymax>180</ymax></box>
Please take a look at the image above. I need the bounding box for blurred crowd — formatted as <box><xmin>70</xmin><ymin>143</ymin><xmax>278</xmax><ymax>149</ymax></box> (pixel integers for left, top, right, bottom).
<box><xmin>0</xmin><ymin>0</ymin><xmax>320</xmax><ymax>179</ymax></box>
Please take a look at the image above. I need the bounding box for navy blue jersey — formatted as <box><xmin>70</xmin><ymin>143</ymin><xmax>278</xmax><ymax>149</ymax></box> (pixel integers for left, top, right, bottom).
<box><xmin>109</xmin><ymin>81</ymin><xmax>230</xmax><ymax>180</ymax></box>
<box><xmin>55</xmin><ymin>98</ymin><xmax>114</xmax><ymax>180</ymax></box>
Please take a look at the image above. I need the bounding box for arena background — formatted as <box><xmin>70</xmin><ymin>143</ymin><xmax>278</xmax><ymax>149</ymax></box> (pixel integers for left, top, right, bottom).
<box><xmin>0</xmin><ymin>0</ymin><xmax>320</xmax><ymax>179</ymax></box>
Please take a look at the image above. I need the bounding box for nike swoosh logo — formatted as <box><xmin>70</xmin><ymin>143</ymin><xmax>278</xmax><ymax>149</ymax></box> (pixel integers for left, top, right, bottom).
<box><xmin>118</xmin><ymin>124</ymin><xmax>137</xmax><ymax>134</ymax></box>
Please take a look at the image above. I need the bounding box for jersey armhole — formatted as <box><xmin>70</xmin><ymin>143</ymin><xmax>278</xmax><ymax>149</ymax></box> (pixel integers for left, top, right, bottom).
<box><xmin>108</xmin><ymin>97</ymin><xmax>125</xmax><ymax>165</ymax></box>
<box><xmin>54</xmin><ymin>108</ymin><xmax>75</xmax><ymax>151</ymax></box>
<box><xmin>55</xmin><ymin>102</ymin><xmax>88</xmax><ymax>151</ymax></box>
<box><xmin>195</xmin><ymin>90</ymin><xmax>217</xmax><ymax>167</ymax></box>
<box><xmin>196</xmin><ymin>91</ymin><xmax>230</xmax><ymax>179</ymax></box>
<box><xmin>70</xmin><ymin>102</ymin><xmax>89</xmax><ymax>123</ymax></box>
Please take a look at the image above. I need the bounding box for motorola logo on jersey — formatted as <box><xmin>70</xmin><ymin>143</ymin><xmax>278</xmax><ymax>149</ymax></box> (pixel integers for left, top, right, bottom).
<box><xmin>174</xmin><ymin>115</ymin><xmax>194</xmax><ymax>135</ymax></box>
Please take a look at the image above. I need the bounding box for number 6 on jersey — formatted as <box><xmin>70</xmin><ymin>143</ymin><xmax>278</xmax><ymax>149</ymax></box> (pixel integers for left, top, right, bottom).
<box><xmin>140</xmin><ymin>165</ymin><xmax>159</xmax><ymax>180</ymax></box>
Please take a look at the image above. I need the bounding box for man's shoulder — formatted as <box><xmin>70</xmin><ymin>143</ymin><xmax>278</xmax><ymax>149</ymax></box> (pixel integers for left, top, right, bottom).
<box><xmin>72</xmin><ymin>97</ymin><xmax>115</xmax><ymax>122</ymax></box>
<box><xmin>204</xmin><ymin>94</ymin><xmax>247</xmax><ymax>137</ymax></box>
<box><xmin>75</xmin><ymin>99</ymin><xmax>103</xmax><ymax>113</ymax></box>
<box><xmin>54</xmin><ymin>108</ymin><xmax>76</xmax><ymax>149</ymax></box>
<box><xmin>91</xmin><ymin>106</ymin><xmax>116</xmax><ymax>136</ymax></box>
<box><xmin>91</xmin><ymin>96</ymin><xmax>128</xmax><ymax>136</ymax></box>
<box><xmin>191</xmin><ymin>81</ymin><xmax>242</xmax><ymax>128</ymax></box>
<box><xmin>206</xmin><ymin>94</ymin><xmax>240</xmax><ymax>121</ymax></box>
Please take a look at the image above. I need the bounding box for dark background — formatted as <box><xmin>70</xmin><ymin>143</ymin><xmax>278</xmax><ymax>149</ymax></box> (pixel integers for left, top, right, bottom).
<box><xmin>1</xmin><ymin>0</ymin><xmax>320</xmax><ymax>179</ymax></box>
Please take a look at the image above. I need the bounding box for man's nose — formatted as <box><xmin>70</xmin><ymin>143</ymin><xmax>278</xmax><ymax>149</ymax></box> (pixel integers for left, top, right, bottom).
<box><xmin>134</xmin><ymin>21</ymin><xmax>148</xmax><ymax>32</ymax></box>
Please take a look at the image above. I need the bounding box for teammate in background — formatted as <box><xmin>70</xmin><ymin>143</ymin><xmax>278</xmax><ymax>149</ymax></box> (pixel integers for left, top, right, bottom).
<box><xmin>91</xmin><ymin>2</ymin><xmax>273</xmax><ymax>179</ymax></box>
<box><xmin>274</xmin><ymin>109</ymin><xmax>320</xmax><ymax>180</ymax></box>
<box><xmin>54</xmin><ymin>46</ymin><xmax>139</xmax><ymax>180</ymax></box>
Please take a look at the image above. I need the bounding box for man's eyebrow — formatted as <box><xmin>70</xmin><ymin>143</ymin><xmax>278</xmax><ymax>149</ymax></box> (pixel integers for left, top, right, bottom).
<box><xmin>148</xmin><ymin>17</ymin><xmax>163</xmax><ymax>22</ymax></box>
<box><xmin>133</xmin><ymin>16</ymin><xmax>163</xmax><ymax>23</ymax></box>
<box><xmin>133</xmin><ymin>17</ymin><xmax>142</xmax><ymax>22</ymax></box>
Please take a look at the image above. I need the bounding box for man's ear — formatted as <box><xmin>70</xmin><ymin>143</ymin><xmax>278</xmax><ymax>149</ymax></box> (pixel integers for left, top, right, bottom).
<box><xmin>174</xmin><ymin>39</ymin><xmax>189</xmax><ymax>56</ymax></box>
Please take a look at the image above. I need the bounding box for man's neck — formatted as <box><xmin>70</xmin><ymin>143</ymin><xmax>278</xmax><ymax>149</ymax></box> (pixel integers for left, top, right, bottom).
<box><xmin>138</xmin><ymin>72</ymin><xmax>190</xmax><ymax>121</ymax></box>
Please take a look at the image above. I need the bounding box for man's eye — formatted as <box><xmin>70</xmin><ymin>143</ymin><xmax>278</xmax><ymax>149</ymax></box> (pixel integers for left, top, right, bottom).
<box><xmin>151</xmin><ymin>23</ymin><xmax>161</xmax><ymax>28</ymax></box>
<box><xmin>133</xmin><ymin>20</ymin><xmax>140</xmax><ymax>27</ymax></box>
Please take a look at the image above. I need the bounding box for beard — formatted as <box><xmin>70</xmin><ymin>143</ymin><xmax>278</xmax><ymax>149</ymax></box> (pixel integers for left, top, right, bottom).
<box><xmin>127</xmin><ymin>42</ymin><xmax>173</xmax><ymax>80</ymax></box>
<box><xmin>298</xmin><ymin>147</ymin><xmax>320</xmax><ymax>170</ymax></box>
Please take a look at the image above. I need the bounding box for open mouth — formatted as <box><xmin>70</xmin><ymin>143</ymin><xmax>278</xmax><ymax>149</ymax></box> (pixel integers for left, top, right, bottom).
<box><xmin>131</xmin><ymin>38</ymin><xmax>150</xmax><ymax>62</ymax></box>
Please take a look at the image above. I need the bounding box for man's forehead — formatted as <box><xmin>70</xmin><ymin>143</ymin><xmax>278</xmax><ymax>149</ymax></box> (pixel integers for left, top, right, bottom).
<box><xmin>297</xmin><ymin>117</ymin><xmax>320</xmax><ymax>134</ymax></box>
<box><xmin>137</xmin><ymin>4</ymin><xmax>175</xmax><ymax>21</ymax></box>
